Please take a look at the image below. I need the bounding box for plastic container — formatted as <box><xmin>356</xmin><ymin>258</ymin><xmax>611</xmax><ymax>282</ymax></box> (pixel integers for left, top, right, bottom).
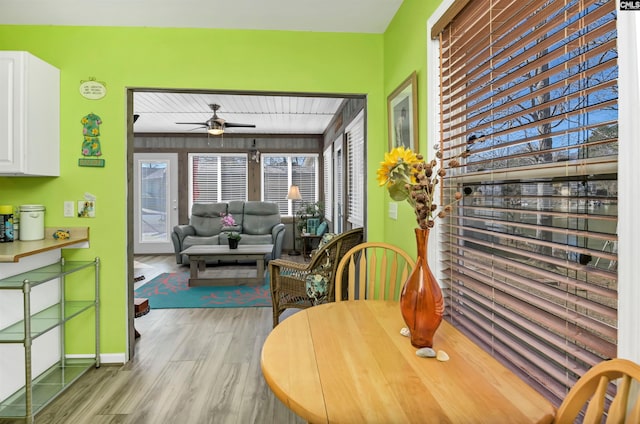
<box><xmin>19</xmin><ymin>204</ymin><xmax>46</xmax><ymax>241</ymax></box>
<box><xmin>0</xmin><ymin>205</ymin><xmax>14</xmax><ymax>242</ymax></box>
<box><xmin>13</xmin><ymin>210</ymin><xmax>19</xmax><ymax>240</ymax></box>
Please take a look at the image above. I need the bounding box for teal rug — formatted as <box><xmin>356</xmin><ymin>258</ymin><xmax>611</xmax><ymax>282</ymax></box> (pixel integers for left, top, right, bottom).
<box><xmin>134</xmin><ymin>272</ymin><xmax>271</xmax><ymax>308</ymax></box>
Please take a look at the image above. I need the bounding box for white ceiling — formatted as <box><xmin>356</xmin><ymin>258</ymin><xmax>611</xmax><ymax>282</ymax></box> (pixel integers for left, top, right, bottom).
<box><xmin>3</xmin><ymin>0</ymin><xmax>401</xmax><ymax>135</ymax></box>
<box><xmin>133</xmin><ymin>92</ymin><xmax>347</xmax><ymax>135</ymax></box>
<box><xmin>0</xmin><ymin>0</ymin><xmax>403</xmax><ymax>34</ymax></box>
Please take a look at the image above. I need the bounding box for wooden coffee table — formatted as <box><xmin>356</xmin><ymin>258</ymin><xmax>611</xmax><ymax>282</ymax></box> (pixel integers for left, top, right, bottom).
<box><xmin>180</xmin><ymin>244</ymin><xmax>273</xmax><ymax>287</ymax></box>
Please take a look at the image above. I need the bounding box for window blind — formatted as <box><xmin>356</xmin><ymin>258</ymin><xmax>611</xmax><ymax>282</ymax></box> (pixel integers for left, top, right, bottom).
<box><xmin>292</xmin><ymin>156</ymin><xmax>318</xmax><ymax>205</ymax></box>
<box><xmin>436</xmin><ymin>0</ymin><xmax>618</xmax><ymax>406</ymax></box>
<box><xmin>220</xmin><ymin>156</ymin><xmax>248</xmax><ymax>202</ymax></box>
<box><xmin>324</xmin><ymin>144</ymin><xmax>333</xmax><ymax>222</ymax></box>
<box><xmin>189</xmin><ymin>154</ymin><xmax>247</xmax><ymax>208</ymax></box>
<box><xmin>262</xmin><ymin>154</ymin><xmax>319</xmax><ymax>216</ymax></box>
<box><xmin>346</xmin><ymin>111</ymin><xmax>365</xmax><ymax>227</ymax></box>
<box><xmin>334</xmin><ymin>143</ymin><xmax>344</xmax><ymax>232</ymax></box>
<box><xmin>262</xmin><ymin>156</ymin><xmax>289</xmax><ymax>216</ymax></box>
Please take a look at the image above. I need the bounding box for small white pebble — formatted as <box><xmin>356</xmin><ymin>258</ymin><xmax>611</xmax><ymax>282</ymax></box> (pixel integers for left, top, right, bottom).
<box><xmin>416</xmin><ymin>347</ymin><xmax>436</xmax><ymax>358</ymax></box>
<box><xmin>436</xmin><ymin>350</ymin><xmax>450</xmax><ymax>362</ymax></box>
<box><xmin>400</xmin><ymin>327</ymin><xmax>410</xmax><ymax>337</ymax></box>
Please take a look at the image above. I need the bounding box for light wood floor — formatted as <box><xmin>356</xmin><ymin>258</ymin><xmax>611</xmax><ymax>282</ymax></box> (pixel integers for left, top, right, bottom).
<box><xmin>1</xmin><ymin>254</ymin><xmax>306</xmax><ymax>424</ymax></box>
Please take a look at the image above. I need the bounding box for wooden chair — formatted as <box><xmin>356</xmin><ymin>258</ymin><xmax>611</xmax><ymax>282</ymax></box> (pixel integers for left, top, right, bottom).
<box><xmin>555</xmin><ymin>358</ymin><xmax>640</xmax><ymax>424</ymax></box>
<box><xmin>334</xmin><ymin>242</ymin><xmax>415</xmax><ymax>301</ymax></box>
<box><xmin>268</xmin><ymin>227</ymin><xmax>364</xmax><ymax>327</ymax></box>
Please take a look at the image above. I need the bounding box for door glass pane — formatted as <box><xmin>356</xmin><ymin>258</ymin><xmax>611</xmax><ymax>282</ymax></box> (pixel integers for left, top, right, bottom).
<box><xmin>139</xmin><ymin>160</ymin><xmax>169</xmax><ymax>242</ymax></box>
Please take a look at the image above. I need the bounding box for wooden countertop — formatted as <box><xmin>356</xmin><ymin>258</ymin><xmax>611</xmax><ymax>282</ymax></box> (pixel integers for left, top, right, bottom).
<box><xmin>0</xmin><ymin>227</ymin><xmax>90</xmax><ymax>262</ymax></box>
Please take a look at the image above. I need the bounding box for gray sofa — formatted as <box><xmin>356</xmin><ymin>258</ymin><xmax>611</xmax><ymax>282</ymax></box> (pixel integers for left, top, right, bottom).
<box><xmin>171</xmin><ymin>201</ymin><xmax>285</xmax><ymax>264</ymax></box>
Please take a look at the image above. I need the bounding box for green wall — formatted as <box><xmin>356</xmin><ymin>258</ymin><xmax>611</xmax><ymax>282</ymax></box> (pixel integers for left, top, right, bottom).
<box><xmin>0</xmin><ymin>25</ymin><xmax>384</xmax><ymax>355</ymax></box>
<box><xmin>0</xmin><ymin>0</ymin><xmax>443</xmax><ymax>356</ymax></box>
<box><xmin>383</xmin><ymin>0</ymin><xmax>442</xmax><ymax>255</ymax></box>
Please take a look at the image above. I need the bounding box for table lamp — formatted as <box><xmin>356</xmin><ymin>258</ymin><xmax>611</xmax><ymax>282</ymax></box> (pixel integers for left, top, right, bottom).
<box><xmin>287</xmin><ymin>185</ymin><xmax>302</xmax><ymax>256</ymax></box>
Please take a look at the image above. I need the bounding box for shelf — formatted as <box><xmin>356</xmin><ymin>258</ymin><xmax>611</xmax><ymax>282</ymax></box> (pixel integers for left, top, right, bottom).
<box><xmin>0</xmin><ymin>301</ymin><xmax>95</xmax><ymax>342</ymax></box>
<box><xmin>0</xmin><ymin>359</ymin><xmax>96</xmax><ymax>418</ymax></box>
<box><xmin>0</xmin><ymin>261</ymin><xmax>96</xmax><ymax>289</ymax></box>
<box><xmin>0</xmin><ymin>255</ymin><xmax>99</xmax><ymax>423</ymax></box>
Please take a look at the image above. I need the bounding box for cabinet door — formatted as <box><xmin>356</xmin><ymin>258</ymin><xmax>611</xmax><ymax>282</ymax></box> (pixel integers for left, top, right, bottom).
<box><xmin>0</xmin><ymin>55</ymin><xmax>21</xmax><ymax>173</ymax></box>
<box><xmin>0</xmin><ymin>51</ymin><xmax>59</xmax><ymax>176</ymax></box>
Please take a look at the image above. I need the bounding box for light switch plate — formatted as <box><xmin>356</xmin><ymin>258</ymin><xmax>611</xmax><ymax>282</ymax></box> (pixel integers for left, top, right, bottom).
<box><xmin>64</xmin><ymin>201</ymin><xmax>75</xmax><ymax>217</ymax></box>
<box><xmin>389</xmin><ymin>202</ymin><xmax>398</xmax><ymax>220</ymax></box>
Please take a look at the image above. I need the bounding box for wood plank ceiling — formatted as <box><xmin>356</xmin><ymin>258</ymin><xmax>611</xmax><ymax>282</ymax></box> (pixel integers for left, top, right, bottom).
<box><xmin>133</xmin><ymin>91</ymin><xmax>347</xmax><ymax>135</ymax></box>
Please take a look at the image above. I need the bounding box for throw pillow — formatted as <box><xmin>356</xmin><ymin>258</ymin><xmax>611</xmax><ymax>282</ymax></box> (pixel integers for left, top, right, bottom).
<box><xmin>305</xmin><ymin>273</ymin><xmax>330</xmax><ymax>305</ymax></box>
<box><xmin>317</xmin><ymin>232</ymin><xmax>336</xmax><ymax>250</ymax></box>
<box><xmin>316</xmin><ymin>221</ymin><xmax>328</xmax><ymax>236</ymax></box>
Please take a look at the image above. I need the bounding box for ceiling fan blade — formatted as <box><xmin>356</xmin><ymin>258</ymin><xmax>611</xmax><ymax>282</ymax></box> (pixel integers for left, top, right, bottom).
<box><xmin>176</xmin><ymin>122</ymin><xmax>208</xmax><ymax>126</ymax></box>
<box><xmin>224</xmin><ymin>122</ymin><xmax>256</xmax><ymax>128</ymax></box>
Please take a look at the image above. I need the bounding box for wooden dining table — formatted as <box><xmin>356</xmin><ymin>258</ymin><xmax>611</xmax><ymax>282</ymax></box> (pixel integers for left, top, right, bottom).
<box><xmin>261</xmin><ymin>300</ymin><xmax>556</xmax><ymax>424</ymax></box>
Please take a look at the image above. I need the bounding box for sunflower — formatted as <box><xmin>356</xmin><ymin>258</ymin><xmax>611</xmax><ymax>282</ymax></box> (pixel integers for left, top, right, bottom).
<box><xmin>376</xmin><ymin>146</ymin><xmax>419</xmax><ymax>186</ymax></box>
<box><xmin>378</xmin><ymin>145</ymin><xmax>476</xmax><ymax>229</ymax></box>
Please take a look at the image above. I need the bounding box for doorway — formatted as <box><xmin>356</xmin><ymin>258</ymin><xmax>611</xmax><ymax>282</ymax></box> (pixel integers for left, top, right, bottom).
<box><xmin>126</xmin><ymin>89</ymin><xmax>367</xmax><ymax>359</ymax></box>
<box><xmin>133</xmin><ymin>153</ymin><xmax>179</xmax><ymax>254</ymax></box>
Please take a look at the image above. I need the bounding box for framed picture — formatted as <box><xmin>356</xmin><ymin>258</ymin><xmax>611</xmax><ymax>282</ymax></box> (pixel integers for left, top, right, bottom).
<box><xmin>387</xmin><ymin>71</ymin><xmax>418</xmax><ymax>151</ymax></box>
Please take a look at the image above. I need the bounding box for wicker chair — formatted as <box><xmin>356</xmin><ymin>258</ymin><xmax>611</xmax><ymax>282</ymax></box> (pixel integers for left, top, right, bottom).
<box><xmin>268</xmin><ymin>227</ymin><xmax>364</xmax><ymax>327</ymax></box>
<box><xmin>334</xmin><ymin>242</ymin><xmax>415</xmax><ymax>301</ymax></box>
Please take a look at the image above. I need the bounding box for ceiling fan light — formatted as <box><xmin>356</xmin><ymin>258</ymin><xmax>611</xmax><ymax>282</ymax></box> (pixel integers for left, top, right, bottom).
<box><xmin>208</xmin><ymin>121</ymin><xmax>224</xmax><ymax>135</ymax></box>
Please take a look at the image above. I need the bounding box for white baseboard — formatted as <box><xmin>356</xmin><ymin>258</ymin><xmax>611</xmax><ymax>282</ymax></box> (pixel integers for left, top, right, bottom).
<box><xmin>66</xmin><ymin>353</ymin><xmax>126</xmax><ymax>364</ymax></box>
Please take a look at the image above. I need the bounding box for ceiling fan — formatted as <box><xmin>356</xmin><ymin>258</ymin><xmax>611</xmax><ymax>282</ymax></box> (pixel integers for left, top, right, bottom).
<box><xmin>176</xmin><ymin>103</ymin><xmax>256</xmax><ymax>135</ymax></box>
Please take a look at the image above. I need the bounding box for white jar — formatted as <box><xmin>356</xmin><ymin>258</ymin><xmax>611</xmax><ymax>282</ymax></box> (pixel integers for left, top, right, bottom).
<box><xmin>19</xmin><ymin>204</ymin><xmax>45</xmax><ymax>241</ymax></box>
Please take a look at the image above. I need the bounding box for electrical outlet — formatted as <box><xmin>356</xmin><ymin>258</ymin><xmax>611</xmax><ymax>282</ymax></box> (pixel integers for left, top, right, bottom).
<box><xmin>64</xmin><ymin>201</ymin><xmax>75</xmax><ymax>217</ymax></box>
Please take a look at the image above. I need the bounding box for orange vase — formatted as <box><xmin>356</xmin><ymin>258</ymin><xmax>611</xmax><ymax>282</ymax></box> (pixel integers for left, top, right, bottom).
<box><xmin>400</xmin><ymin>228</ymin><xmax>444</xmax><ymax>348</ymax></box>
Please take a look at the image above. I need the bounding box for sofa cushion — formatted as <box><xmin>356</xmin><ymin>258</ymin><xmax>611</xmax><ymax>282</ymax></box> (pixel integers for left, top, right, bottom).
<box><xmin>242</xmin><ymin>201</ymin><xmax>281</xmax><ymax>235</ymax></box>
<box><xmin>190</xmin><ymin>203</ymin><xmax>227</xmax><ymax>236</ymax></box>
<box><xmin>239</xmin><ymin>234</ymin><xmax>273</xmax><ymax>245</ymax></box>
<box><xmin>183</xmin><ymin>234</ymin><xmax>221</xmax><ymax>250</ymax></box>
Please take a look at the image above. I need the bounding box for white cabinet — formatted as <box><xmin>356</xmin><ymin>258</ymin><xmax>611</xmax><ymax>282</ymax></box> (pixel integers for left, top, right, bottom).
<box><xmin>0</xmin><ymin>51</ymin><xmax>60</xmax><ymax>176</ymax></box>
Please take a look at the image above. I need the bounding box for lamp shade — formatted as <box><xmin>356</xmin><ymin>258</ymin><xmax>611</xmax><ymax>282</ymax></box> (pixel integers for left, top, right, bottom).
<box><xmin>287</xmin><ymin>185</ymin><xmax>302</xmax><ymax>200</ymax></box>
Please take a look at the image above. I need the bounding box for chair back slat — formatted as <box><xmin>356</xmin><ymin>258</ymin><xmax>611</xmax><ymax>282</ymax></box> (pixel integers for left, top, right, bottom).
<box><xmin>335</xmin><ymin>242</ymin><xmax>415</xmax><ymax>301</ymax></box>
<box><xmin>582</xmin><ymin>376</ymin><xmax>608</xmax><ymax>424</ymax></box>
<box><xmin>387</xmin><ymin>253</ymin><xmax>398</xmax><ymax>300</ymax></box>
<box><xmin>627</xmin><ymin>386</ymin><xmax>640</xmax><ymax>424</ymax></box>
<box><xmin>367</xmin><ymin>253</ymin><xmax>378</xmax><ymax>299</ymax></box>
<box><xmin>605</xmin><ymin>374</ymin><xmax>631</xmax><ymax>424</ymax></box>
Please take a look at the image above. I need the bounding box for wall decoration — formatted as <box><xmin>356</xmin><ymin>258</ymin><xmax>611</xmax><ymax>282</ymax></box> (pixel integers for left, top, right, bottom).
<box><xmin>79</xmin><ymin>112</ymin><xmax>105</xmax><ymax>167</ymax></box>
<box><xmin>79</xmin><ymin>77</ymin><xmax>107</xmax><ymax>100</ymax></box>
<box><xmin>387</xmin><ymin>71</ymin><xmax>418</xmax><ymax>151</ymax></box>
<box><xmin>77</xmin><ymin>201</ymin><xmax>95</xmax><ymax>218</ymax></box>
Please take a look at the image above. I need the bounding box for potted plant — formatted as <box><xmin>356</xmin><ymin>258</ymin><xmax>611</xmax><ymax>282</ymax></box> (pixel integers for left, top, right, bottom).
<box><xmin>221</xmin><ymin>213</ymin><xmax>242</xmax><ymax>249</ymax></box>
<box><xmin>295</xmin><ymin>201</ymin><xmax>325</xmax><ymax>236</ymax></box>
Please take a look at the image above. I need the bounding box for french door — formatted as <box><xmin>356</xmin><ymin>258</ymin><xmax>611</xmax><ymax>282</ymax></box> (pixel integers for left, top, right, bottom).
<box><xmin>133</xmin><ymin>153</ymin><xmax>178</xmax><ymax>254</ymax></box>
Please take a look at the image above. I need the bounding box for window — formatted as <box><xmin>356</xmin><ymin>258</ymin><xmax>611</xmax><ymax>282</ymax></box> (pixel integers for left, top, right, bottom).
<box><xmin>334</xmin><ymin>143</ymin><xmax>344</xmax><ymax>233</ymax></box>
<box><xmin>346</xmin><ymin>111</ymin><xmax>365</xmax><ymax>227</ymax></box>
<box><xmin>434</xmin><ymin>0</ymin><xmax>617</xmax><ymax>406</ymax></box>
<box><xmin>189</xmin><ymin>154</ymin><xmax>247</xmax><ymax>210</ymax></box>
<box><xmin>262</xmin><ymin>154</ymin><xmax>318</xmax><ymax>216</ymax></box>
<box><xmin>323</xmin><ymin>142</ymin><xmax>334</xmax><ymax>222</ymax></box>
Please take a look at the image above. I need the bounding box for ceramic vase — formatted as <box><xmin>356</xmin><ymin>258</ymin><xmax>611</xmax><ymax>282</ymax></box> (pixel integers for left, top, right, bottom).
<box><xmin>400</xmin><ymin>228</ymin><xmax>444</xmax><ymax>348</ymax></box>
<box><xmin>228</xmin><ymin>238</ymin><xmax>239</xmax><ymax>249</ymax></box>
